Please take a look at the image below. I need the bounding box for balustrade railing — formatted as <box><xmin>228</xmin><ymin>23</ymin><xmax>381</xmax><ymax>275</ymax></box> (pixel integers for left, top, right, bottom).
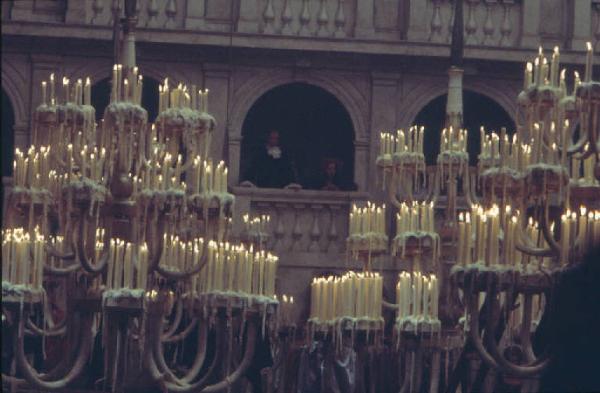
<box><xmin>231</xmin><ymin>186</ymin><xmax>369</xmax><ymax>265</ymax></box>
<box><xmin>4</xmin><ymin>0</ymin><xmax>595</xmax><ymax>55</ymax></box>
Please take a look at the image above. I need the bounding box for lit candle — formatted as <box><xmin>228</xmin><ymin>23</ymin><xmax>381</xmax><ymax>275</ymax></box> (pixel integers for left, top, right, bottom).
<box><xmin>584</xmin><ymin>42</ymin><xmax>594</xmax><ymax>82</ymax></box>
<box><xmin>550</xmin><ymin>46</ymin><xmax>560</xmax><ymax>87</ymax></box>
<box><xmin>49</xmin><ymin>73</ymin><xmax>55</xmax><ymax>103</ymax></box>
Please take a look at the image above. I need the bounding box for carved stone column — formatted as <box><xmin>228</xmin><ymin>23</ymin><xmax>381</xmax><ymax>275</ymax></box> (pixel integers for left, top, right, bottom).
<box><xmin>308</xmin><ymin>204</ymin><xmax>323</xmax><ymax>252</ymax></box>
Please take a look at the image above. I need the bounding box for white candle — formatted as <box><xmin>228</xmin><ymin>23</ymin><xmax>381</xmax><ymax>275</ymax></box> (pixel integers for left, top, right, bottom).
<box><xmin>585</xmin><ymin>42</ymin><xmax>594</xmax><ymax>82</ymax></box>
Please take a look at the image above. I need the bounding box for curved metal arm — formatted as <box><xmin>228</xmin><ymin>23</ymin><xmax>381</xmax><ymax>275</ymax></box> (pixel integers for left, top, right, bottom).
<box><xmin>151</xmin><ymin>312</ymin><xmax>218</xmax><ymax>386</ymax></box>
<box><xmin>75</xmin><ymin>215</ymin><xmax>111</xmax><ymax>275</ymax></box>
<box><xmin>148</xmin><ymin>316</ymin><xmax>257</xmax><ymax>392</ymax></box>
<box><xmin>515</xmin><ymin>215</ymin><xmax>555</xmax><ymax>257</ymax></box>
<box><xmin>176</xmin><ymin>321</ymin><xmax>208</xmax><ymax>383</ymax></box>
<box><xmin>148</xmin><ymin>212</ymin><xmax>166</xmax><ymax>272</ymax></box>
<box><xmin>155</xmin><ymin>238</ymin><xmax>208</xmax><ymax>280</ymax></box>
<box><xmin>163</xmin><ymin>318</ymin><xmax>199</xmax><ymax>344</ymax></box>
<box><xmin>161</xmin><ymin>298</ymin><xmax>183</xmax><ymax>340</ymax></box>
<box><xmin>43</xmin><ymin>263</ymin><xmax>81</xmax><ymax>276</ymax></box>
<box><xmin>467</xmin><ymin>288</ymin><xmax>549</xmax><ymax>377</ymax></box>
<box><xmin>14</xmin><ymin>311</ymin><xmax>94</xmax><ymax>390</ymax></box>
<box><xmin>428</xmin><ymin>350</ymin><xmax>441</xmax><ymax>393</ymax></box>
<box><xmin>25</xmin><ymin>317</ymin><xmax>67</xmax><ymax>337</ymax></box>
<box><xmin>386</xmin><ymin>168</ymin><xmax>404</xmax><ymax>209</ymax></box>
<box><xmin>539</xmin><ymin>201</ymin><xmax>561</xmax><ymax>255</ymax></box>
<box><xmin>195</xmin><ymin>318</ymin><xmax>258</xmax><ymax>393</ymax></box>
<box><xmin>44</xmin><ymin>243</ymin><xmax>75</xmax><ymax>260</ymax></box>
<box><xmin>39</xmin><ymin>242</ymin><xmax>80</xmax><ymax>276</ymax></box>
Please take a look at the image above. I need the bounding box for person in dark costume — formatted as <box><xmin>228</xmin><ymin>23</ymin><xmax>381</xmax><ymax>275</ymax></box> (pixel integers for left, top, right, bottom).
<box><xmin>246</xmin><ymin>130</ymin><xmax>296</xmax><ymax>188</ymax></box>
<box><xmin>535</xmin><ymin>245</ymin><xmax>600</xmax><ymax>392</ymax></box>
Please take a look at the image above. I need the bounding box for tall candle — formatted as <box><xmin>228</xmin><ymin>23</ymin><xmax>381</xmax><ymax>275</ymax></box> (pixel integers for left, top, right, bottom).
<box><xmin>585</xmin><ymin>42</ymin><xmax>594</xmax><ymax>82</ymax></box>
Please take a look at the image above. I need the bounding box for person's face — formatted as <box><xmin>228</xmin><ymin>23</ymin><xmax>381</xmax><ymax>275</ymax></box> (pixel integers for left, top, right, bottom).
<box><xmin>267</xmin><ymin>131</ymin><xmax>280</xmax><ymax>147</ymax></box>
<box><xmin>267</xmin><ymin>131</ymin><xmax>279</xmax><ymax>147</ymax></box>
<box><xmin>326</xmin><ymin>162</ymin><xmax>336</xmax><ymax>177</ymax></box>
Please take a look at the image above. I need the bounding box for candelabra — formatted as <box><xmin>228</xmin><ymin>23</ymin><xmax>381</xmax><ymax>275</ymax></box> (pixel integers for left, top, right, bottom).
<box><xmin>302</xmin><ymin>43</ymin><xmax>598</xmax><ymax>393</ymax></box>
<box><xmin>1</xmin><ymin>3</ymin><xmax>282</xmax><ymax>392</ymax></box>
<box><xmin>448</xmin><ymin>43</ymin><xmax>599</xmax><ymax>392</ymax></box>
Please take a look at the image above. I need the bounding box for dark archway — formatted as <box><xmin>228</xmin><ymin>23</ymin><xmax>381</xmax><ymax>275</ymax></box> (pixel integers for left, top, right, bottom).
<box><xmin>414</xmin><ymin>90</ymin><xmax>516</xmax><ymax>165</ymax></box>
<box><xmin>91</xmin><ymin>76</ymin><xmax>160</xmax><ymax>122</ymax></box>
<box><xmin>240</xmin><ymin>83</ymin><xmax>355</xmax><ymax>190</ymax></box>
<box><xmin>2</xmin><ymin>89</ymin><xmax>15</xmax><ymax>177</ymax></box>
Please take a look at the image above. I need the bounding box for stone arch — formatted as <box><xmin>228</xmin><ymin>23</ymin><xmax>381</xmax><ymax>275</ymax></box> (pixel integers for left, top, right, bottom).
<box><xmin>399</xmin><ymin>78</ymin><xmax>518</xmax><ymax>129</ymax></box>
<box><xmin>230</xmin><ymin>71</ymin><xmax>368</xmax><ymax>142</ymax></box>
<box><xmin>411</xmin><ymin>89</ymin><xmax>516</xmax><ymax>165</ymax></box>
<box><xmin>239</xmin><ymin>82</ymin><xmax>356</xmax><ymax>189</ymax></box>
<box><xmin>228</xmin><ymin>71</ymin><xmax>368</xmax><ymax>186</ymax></box>
<box><xmin>1</xmin><ymin>61</ymin><xmax>29</xmax><ymax>127</ymax></box>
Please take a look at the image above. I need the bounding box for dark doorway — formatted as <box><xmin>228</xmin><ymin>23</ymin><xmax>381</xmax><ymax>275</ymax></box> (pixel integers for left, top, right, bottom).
<box><xmin>414</xmin><ymin>90</ymin><xmax>516</xmax><ymax>165</ymax></box>
<box><xmin>2</xmin><ymin>89</ymin><xmax>15</xmax><ymax>177</ymax></box>
<box><xmin>240</xmin><ymin>83</ymin><xmax>355</xmax><ymax>190</ymax></box>
<box><xmin>91</xmin><ymin>75</ymin><xmax>160</xmax><ymax>122</ymax></box>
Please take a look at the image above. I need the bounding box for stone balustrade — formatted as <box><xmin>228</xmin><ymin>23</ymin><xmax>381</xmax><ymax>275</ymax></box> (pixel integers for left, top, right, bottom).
<box><xmin>231</xmin><ymin>186</ymin><xmax>369</xmax><ymax>264</ymax></box>
<box><xmin>3</xmin><ymin>0</ymin><xmax>598</xmax><ymax>60</ymax></box>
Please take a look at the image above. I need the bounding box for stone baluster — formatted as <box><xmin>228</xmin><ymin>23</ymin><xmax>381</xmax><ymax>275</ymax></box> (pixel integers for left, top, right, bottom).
<box><xmin>91</xmin><ymin>0</ymin><xmax>104</xmax><ymax>24</ymax></box>
<box><xmin>333</xmin><ymin>0</ymin><xmax>346</xmax><ymax>38</ymax></box>
<box><xmin>263</xmin><ymin>0</ymin><xmax>276</xmax><ymax>34</ymax></box>
<box><xmin>146</xmin><ymin>0</ymin><xmax>159</xmax><ymax>27</ymax></box>
<box><xmin>298</xmin><ymin>0</ymin><xmax>312</xmax><ymax>36</ymax></box>
<box><xmin>465</xmin><ymin>0</ymin><xmax>479</xmax><ymax>45</ymax></box>
<box><xmin>499</xmin><ymin>0</ymin><xmax>514</xmax><ymax>47</ymax></box>
<box><xmin>429</xmin><ymin>0</ymin><xmax>443</xmax><ymax>42</ymax></box>
<box><xmin>327</xmin><ymin>206</ymin><xmax>340</xmax><ymax>253</ymax></box>
<box><xmin>447</xmin><ymin>2</ymin><xmax>455</xmax><ymax>43</ymax></box>
<box><xmin>482</xmin><ymin>0</ymin><xmax>496</xmax><ymax>45</ymax></box>
<box><xmin>165</xmin><ymin>0</ymin><xmax>177</xmax><ymax>28</ymax></box>
<box><xmin>316</xmin><ymin>0</ymin><xmax>330</xmax><ymax>37</ymax></box>
<box><xmin>281</xmin><ymin>0</ymin><xmax>294</xmax><ymax>35</ymax></box>
<box><xmin>309</xmin><ymin>205</ymin><xmax>323</xmax><ymax>251</ymax></box>
<box><xmin>290</xmin><ymin>204</ymin><xmax>305</xmax><ymax>251</ymax></box>
<box><xmin>273</xmin><ymin>204</ymin><xmax>286</xmax><ymax>252</ymax></box>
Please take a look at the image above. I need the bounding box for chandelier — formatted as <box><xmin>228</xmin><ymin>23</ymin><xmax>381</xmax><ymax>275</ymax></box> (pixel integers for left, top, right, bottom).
<box><xmin>1</xmin><ymin>3</ymin><xmax>281</xmax><ymax>392</ymax></box>
<box><xmin>305</xmin><ymin>43</ymin><xmax>598</xmax><ymax>392</ymax></box>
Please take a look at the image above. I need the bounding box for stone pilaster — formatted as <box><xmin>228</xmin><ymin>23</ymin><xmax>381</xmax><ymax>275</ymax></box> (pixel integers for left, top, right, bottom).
<box><xmin>204</xmin><ymin>64</ymin><xmax>231</xmax><ymax>164</ymax></box>
<box><xmin>368</xmin><ymin>72</ymin><xmax>399</xmax><ymax>193</ymax></box>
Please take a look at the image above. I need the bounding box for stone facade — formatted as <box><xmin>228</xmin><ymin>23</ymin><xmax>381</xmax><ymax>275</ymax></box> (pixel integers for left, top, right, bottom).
<box><xmin>2</xmin><ymin>0</ymin><xmax>599</xmax><ymax>324</ymax></box>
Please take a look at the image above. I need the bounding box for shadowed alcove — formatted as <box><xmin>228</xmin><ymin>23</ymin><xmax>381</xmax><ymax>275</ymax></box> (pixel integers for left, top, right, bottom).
<box><xmin>2</xmin><ymin>89</ymin><xmax>15</xmax><ymax>178</ymax></box>
<box><xmin>414</xmin><ymin>90</ymin><xmax>516</xmax><ymax>165</ymax></box>
<box><xmin>240</xmin><ymin>82</ymin><xmax>356</xmax><ymax>190</ymax></box>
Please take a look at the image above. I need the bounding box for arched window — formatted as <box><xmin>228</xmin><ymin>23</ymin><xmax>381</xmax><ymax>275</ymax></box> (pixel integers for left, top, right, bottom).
<box><xmin>91</xmin><ymin>76</ymin><xmax>160</xmax><ymax>122</ymax></box>
<box><xmin>414</xmin><ymin>90</ymin><xmax>516</xmax><ymax>165</ymax></box>
<box><xmin>240</xmin><ymin>83</ymin><xmax>355</xmax><ymax>190</ymax></box>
